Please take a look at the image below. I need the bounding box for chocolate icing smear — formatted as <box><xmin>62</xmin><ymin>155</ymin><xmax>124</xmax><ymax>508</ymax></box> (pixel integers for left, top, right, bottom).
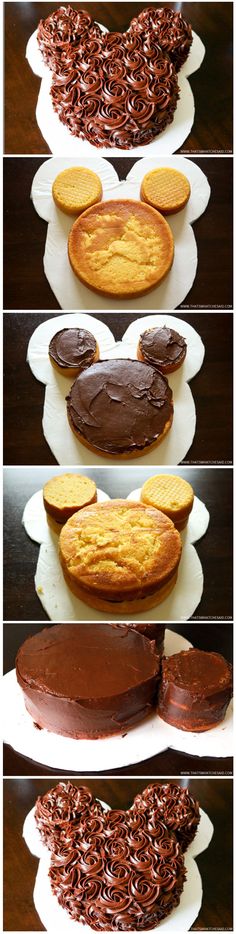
<box><xmin>67</xmin><ymin>359</ymin><xmax>173</xmax><ymax>454</ymax></box>
<box><xmin>49</xmin><ymin>327</ymin><xmax>97</xmax><ymax>369</ymax></box>
<box><xmin>37</xmin><ymin>5</ymin><xmax>179</xmax><ymax>148</ymax></box>
<box><xmin>140</xmin><ymin>326</ymin><xmax>186</xmax><ymax>368</ymax></box>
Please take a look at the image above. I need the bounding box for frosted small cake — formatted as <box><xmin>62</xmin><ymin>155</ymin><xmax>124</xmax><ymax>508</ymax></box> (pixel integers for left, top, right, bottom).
<box><xmin>49</xmin><ymin>327</ymin><xmax>99</xmax><ymax>377</ymax></box>
<box><xmin>43</xmin><ymin>473</ymin><xmax>97</xmax><ymax>533</ymax></box>
<box><xmin>158</xmin><ymin>649</ymin><xmax>233</xmax><ymax>732</ymax></box>
<box><xmin>59</xmin><ymin>499</ymin><xmax>182</xmax><ymax>613</ymax></box>
<box><xmin>141</xmin><ymin>474</ymin><xmax>194</xmax><ymax>530</ymax></box>
<box><xmin>137</xmin><ymin>325</ymin><xmax>187</xmax><ymax>374</ymax></box>
<box><xmin>52</xmin><ymin>166</ymin><xmax>102</xmax><ymax>216</ymax></box>
<box><xmin>133</xmin><ymin>781</ymin><xmax>200</xmax><ymax>852</ymax></box>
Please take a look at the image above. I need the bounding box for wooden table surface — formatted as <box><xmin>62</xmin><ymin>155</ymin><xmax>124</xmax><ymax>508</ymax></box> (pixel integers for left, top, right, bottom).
<box><xmin>3</xmin><ymin>622</ymin><xmax>233</xmax><ymax>778</ymax></box>
<box><xmin>3</xmin><ymin>157</ymin><xmax>233</xmax><ymax>309</ymax></box>
<box><xmin>4</xmin><ymin>2</ymin><xmax>233</xmax><ymax>154</ymax></box>
<box><xmin>3</xmin><ymin>311</ymin><xmax>233</xmax><ymax>465</ymax></box>
<box><xmin>3</xmin><ymin>466</ymin><xmax>233</xmax><ymax>623</ymax></box>
<box><xmin>3</xmin><ymin>778</ymin><xmax>233</xmax><ymax>931</ymax></box>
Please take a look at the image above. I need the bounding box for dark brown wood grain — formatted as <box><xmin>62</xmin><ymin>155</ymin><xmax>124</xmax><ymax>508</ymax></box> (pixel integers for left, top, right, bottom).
<box><xmin>3</xmin><ymin>311</ymin><xmax>233</xmax><ymax>465</ymax></box>
<box><xmin>3</xmin><ymin>466</ymin><xmax>233</xmax><ymax>623</ymax></box>
<box><xmin>3</xmin><ymin>778</ymin><xmax>233</xmax><ymax>931</ymax></box>
<box><xmin>3</xmin><ymin>622</ymin><xmax>233</xmax><ymax>777</ymax></box>
<box><xmin>3</xmin><ymin>157</ymin><xmax>233</xmax><ymax>309</ymax></box>
<box><xmin>4</xmin><ymin>2</ymin><xmax>233</xmax><ymax>154</ymax></box>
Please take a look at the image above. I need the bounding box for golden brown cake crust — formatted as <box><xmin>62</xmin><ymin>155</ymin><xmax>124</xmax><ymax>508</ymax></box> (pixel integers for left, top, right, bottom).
<box><xmin>141</xmin><ymin>475</ymin><xmax>194</xmax><ymax>526</ymax></box>
<box><xmin>59</xmin><ymin>499</ymin><xmax>182</xmax><ymax>606</ymax></box>
<box><xmin>52</xmin><ymin>166</ymin><xmax>102</xmax><ymax>216</ymax></box>
<box><xmin>141</xmin><ymin>168</ymin><xmax>191</xmax><ymax>215</ymax></box>
<box><xmin>43</xmin><ymin>474</ymin><xmax>97</xmax><ymax>523</ymax></box>
<box><xmin>68</xmin><ymin>199</ymin><xmax>174</xmax><ymax>298</ymax></box>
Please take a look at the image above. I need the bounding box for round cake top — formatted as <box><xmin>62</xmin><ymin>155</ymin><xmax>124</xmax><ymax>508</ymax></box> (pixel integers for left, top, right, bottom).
<box><xmin>49</xmin><ymin>328</ymin><xmax>97</xmax><ymax>370</ymax></box>
<box><xmin>16</xmin><ymin>623</ymin><xmax>160</xmax><ymax>700</ymax></box>
<box><xmin>139</xmin><ymin>326</ymin><xmax>187</xmax><ymax>369</ymax></box>
<box><xmin>43</xmin><ymin>473</ymin><xmax>97</xmax><ymax>521</ymax></box>
<box><xmin>49</xmin><ymin>803</ymin><xmax>185</xmax><ymax>930</ymax></box>
<box><xmin>52</xmin><ymin>166</ymin><xmax>102</xmax><ymax>216</ymax></box>
<box><xmin>161</xmin><ymin>648</ymin><xmax>232</xmax><ymax>693</ymax></box>
<box><xmin>35</xmin><ymin>781</ymin><xmax>103</xmax><ymax>850</ymax></box>
<box><xmin>67</xmin><ymin>358</ymin><xmax>173</xmax><ymax>455</ymax></box>
<box><xmin>59</xmin><ymin>500</ymin><xmax>182</xmax><ymax>601</ymax></box>
<box><xmin>68</xmin><ymin>200</ymin><xmax>174</xmax><ymax>298</ymax></box>
<box><xmin>133</xmin><ymin>781</ymin><xmax>200</xmax><ymax>848</ymax></box>
<box><xmin>129</xmin><ymin>6</ymin><xmax>193</xmax><ymax>71</ymax></box>
<box><xmin>141</xmin><ymin>168</ymin><xmax>191</xmax><ymax>214</ymax></box>
<box><xmin>141</xmin><ymin>474</ymin><xmax>194</xmax><ymax>520</ymax></box>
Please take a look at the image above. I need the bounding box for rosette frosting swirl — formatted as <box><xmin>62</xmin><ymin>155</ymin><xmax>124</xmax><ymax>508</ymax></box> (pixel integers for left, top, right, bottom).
<box><xmin>129</xmin><ymin>7</ymin><xmax>193</xmax><ymax>72</ymax></box>
<box><xmin>133</xmin><ymin>782</ymin><xmax>200</xmax><ymax>852</ymax></box>
<box><xmin>35</xmin><ymin>782</ymin><xmax>104</xmax><ymax>851</ymax></box>
<box><xmin>37</xmin><ymin>5</ymin><xmax>179</xmax><ymax>148</ymax></box>
<box><xmin>45</xmin><ymin>792</ymin><xmax>185</xmax><ymax>930</ymax></box>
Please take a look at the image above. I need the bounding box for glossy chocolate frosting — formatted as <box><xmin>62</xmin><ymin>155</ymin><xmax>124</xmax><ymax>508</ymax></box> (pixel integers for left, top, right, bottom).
<box><xmin>115</xmin><ymin>624</ymin><xmax>166</xmax><ymax>655</ymax></box>
<box><xmin>67</xmin><ymin>359</ymin><xmax>173</xmax><ymax>455</ymax></box>
<box><xmin>49</xmin><ymin>804</ymin><xmax>185</xmax><ymax>930</ymax></box>
<box><xmin>133</xmin><ymin>782</ymin><xmax>200</xmax><ymax>852</ymax></box>
<box><xmin>16</xmin><ymin>623</ymin><xmax>160</xmax><ymax>738</ymax></box>
<box><xmin>35</xmin><ymin>782</ymin><xmax>103</xmax><ymax>851</ymax></box>
<box><xmin>130</xmin><ymin>7</ymin><xmax>193</xmax><ymax>72</ymax></box>
<box><xmin>140</xmin><ymin>326</ymin><xmax>187</xmax><ymax>370</ymax></box>
<box><xmin>49</xmin><ymin>327</ymin><xmax>97</xmax><ymax>370</ymax></box>
<box><xmin>37</xmin><ymin>6</ymin><xmax>179</xmax><ymax>149</ymax></box>
<box><xmin>158</xmin><ymin>649</ymin><xmax>233</xmax><ymax>732</ymax></box>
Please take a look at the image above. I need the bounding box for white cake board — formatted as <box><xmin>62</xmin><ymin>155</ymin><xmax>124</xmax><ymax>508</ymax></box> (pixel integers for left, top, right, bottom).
<box><xmin>2</xmin><ymin>658</ymin><xmax>232</xmax><ymax>772</ymax></box>
<box><xmin>22</xmin><ymin>488</ymin><xmax>209</xmax><ymax>621</ymax></box>
<box><xmin>27</xmin><ymin>312</ymin><xmax>205</xmax><ymax>465</ymax></box>
<box><xmin>31</xmin><ymin>156</ymin><xmax>210</xmax><ymax>311</ymax></box>
<box><xmin>22</xmin><ymin>802</ymin><xmax>213</xmax><ymax>933</ymax></box>
<box><xmin>26</xmin><ymin>27</ymin><xmax>205</xmax><ymax>156</ymax></box>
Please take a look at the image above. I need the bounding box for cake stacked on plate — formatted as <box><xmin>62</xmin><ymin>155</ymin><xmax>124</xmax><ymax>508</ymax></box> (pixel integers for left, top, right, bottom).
<box><xmin>37</xmin><ymin>5</ymin><xmax>193</xmax><ymax>148</ymax></box>
<box><xmin>34</xmin><ymin>779</ymin><xmax>200</xmax><ymax>929</ymax></box>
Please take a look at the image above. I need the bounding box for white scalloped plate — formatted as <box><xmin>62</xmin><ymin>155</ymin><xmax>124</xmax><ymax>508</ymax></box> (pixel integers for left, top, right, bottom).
<box><xmin>26</xmin><ymin>26</ymin><xmax>205</xmax><ymax>157</ymax></box>
<box><xmin>22</xmin><ymin>802</ymin><xmax>213</xmax><ymax>933</ymax></box>
<box><xmin>22</xmin><ymin>487</ymin><xmax>209</xmax><ymax>621</ymax></box>
<box><xmin>31</xmin><ymin>155</ymin><xmax>210</xmax><ymax>311</ymax></box>
<box><xmin>27</xmin><ymin>312</ymin><xmax>205</xmax><ymax>465</ymax></box>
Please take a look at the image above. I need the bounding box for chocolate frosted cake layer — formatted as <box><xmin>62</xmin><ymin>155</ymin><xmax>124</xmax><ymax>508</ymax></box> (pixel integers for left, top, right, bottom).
<box><xmin>139</xmin><ymin>326</ymin><xmax>187</xmax><ymax>371</ymax></box>
<box><xmin>49</xmin><ymin>327</ymin><xmax>97</xmax><ymax>370</ymax></box>
<box><xmin>158</xmin><ymin>648</ymin><xmax>233</xmax><ymax>732</ymax></box>
<box><xmin>49</xmin><ymin>804</ymin><xmax>185</xmax><ymax>930</ymax></box>
<box><xmin>67</xmin><ymin>359</ymin><xmax>173</xmax><ymax>455</ymax></box>
<box><xmin>35</xmin><ymin>782</ymin><xmax>103</xmax><ymax>851</ymax></box>
<box><xmin>133</xmin><ymin>782</ymin><xmax>200</xmax><ymax>852</ymax></box>
<box><xmin>16</xmin><ymin>623</ymin><xmax>160</xmax><ymax>738</ymax></box>
<box><xmin>130</xmin><ymin>7</ymin><xmax>193</xmax><ymax>72</ymax></box>
<box><xmin>115</xmin><ymin>624</ymin><xmax>166</xmax><ymax>654</ymax></box>
<box><xmin>37</xmin><ymin>5</ymin><xmax>179</xmax><ymax>148</ymax></box>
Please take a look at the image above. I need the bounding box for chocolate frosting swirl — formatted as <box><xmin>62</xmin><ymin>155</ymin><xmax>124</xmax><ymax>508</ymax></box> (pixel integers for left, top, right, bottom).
<box><xmin>67</xmin><ymin>359</ymin><xmax>173</xmax><ymax>455</ymax></box>
<box><xmin>49</xmin><ymin>327</ymin><xmax>97</xmax><ymax>370</ymax></box>
<box><xmin>37</xmin><ymin>5</ymin><xmax>179</xmax><ymax>148</ymax></box>
<box><xmin>140</xmin><ymin>326</ymin><xmax>187</xmax><ymax>369</ymax></box>
<box><xmin>35</xmin><ymin>782</ymin><xmax>103</xmax><ymax>851</ymax></box>
<box><xmin>47</xmin><ymin>795</ymin><xmax>185</xmax><ymax>929</ymax></box>
<box><xmin>129</xmin><ymin>7</ymin><xmax>193</xmax><ymax>72</ymax></box>
<box><xmin>133</xmin><ymin>782</ymin><xmax>200</xmax><ymax>853</ymax></box>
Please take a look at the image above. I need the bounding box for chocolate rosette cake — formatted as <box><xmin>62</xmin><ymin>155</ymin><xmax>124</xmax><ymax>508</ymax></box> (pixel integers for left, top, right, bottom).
<box><xmin>35</xmin><ymin>782</ymin><xmax>104</xmax><ymax>851</ymax></box>
<box><xmin>37</xmin><ymin>6</ymin><xmax>179</xmax><ymax>148</ymax></box>
<box><xmin>129</xmin><ymin>7</ymin><xmax>193</xmax><ymax>72</ymax></box>
<box><xmin>49</xmin><ymin>806</ymin><xmax>186</xmax><ymax>930</ymax></box>
<box><xmin>133</xmin><ymin>782</ymin><xmax>200</xmax><ymax>852</ymax></box>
